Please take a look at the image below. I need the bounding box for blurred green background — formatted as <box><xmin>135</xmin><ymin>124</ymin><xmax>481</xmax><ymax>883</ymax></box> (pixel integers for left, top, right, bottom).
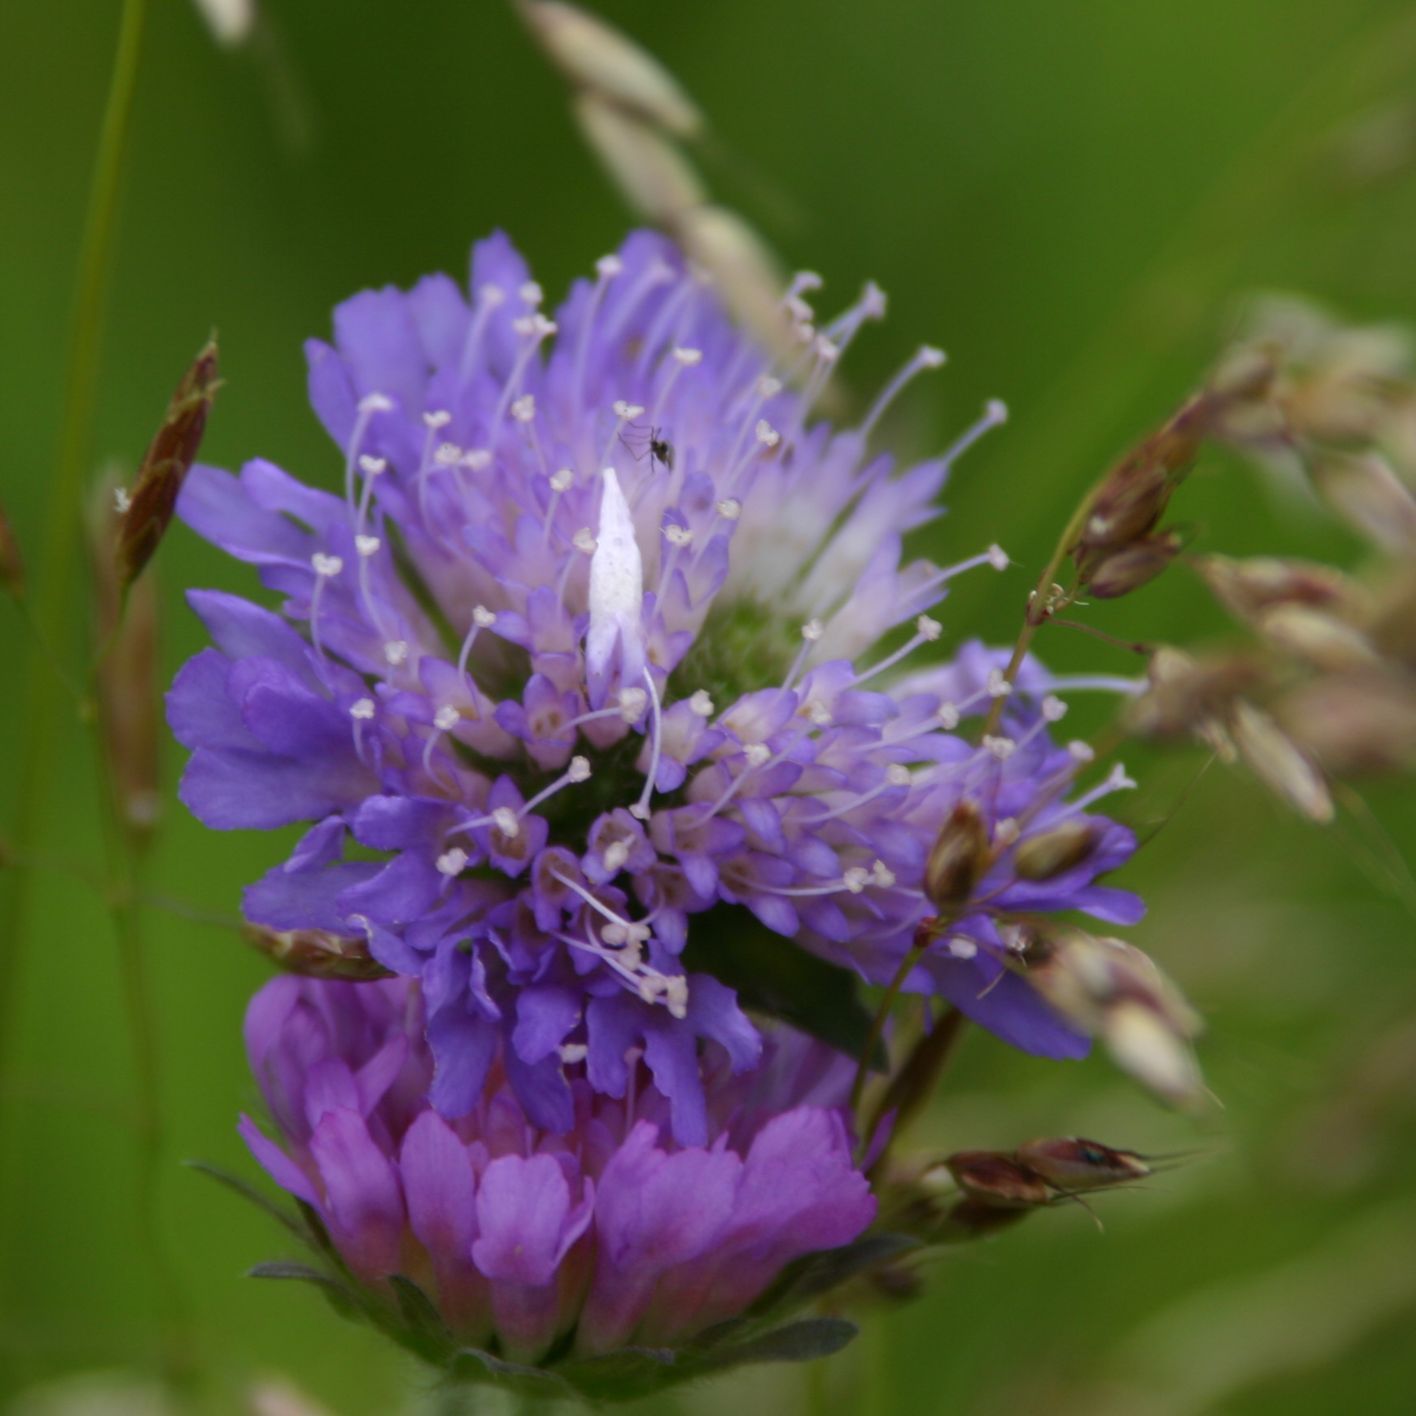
<box><xmin>2</xmin><ymin>1</ymin><xmax>1415</xmax><ymax>1411</ymax></box>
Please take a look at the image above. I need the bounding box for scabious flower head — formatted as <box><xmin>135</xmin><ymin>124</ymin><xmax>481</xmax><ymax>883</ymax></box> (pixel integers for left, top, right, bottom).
<box><xmin>241</xmin><ymin>974</ymin><xmax>874</xmax><ymax>1372</ymax></box>
<box><xmin>170</xmin><ymin>231</ymin><xmax>1143</xmax><ymax>1138</ymax></box>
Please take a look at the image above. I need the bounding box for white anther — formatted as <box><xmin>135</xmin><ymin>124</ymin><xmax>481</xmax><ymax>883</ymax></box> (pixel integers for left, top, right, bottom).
<box><xmin>744</xmin><ymin>742</ymin><xmax>771</xmax><ymax>767</ymax></box>
<box><xmin>986</xmin><ymin>543</ymin><xmax>1010</xmax><ymax>571</ymax></box>
<box><xmin>715</xmin><ymin>497</ymin><xmax>741</xmax><ymax>520</ymax></box>
<box><xmin>949</xmin><ymin>937</ymin><xmax>978</xmax><ymax>960</ymax></box>
<box><xmin>491</xmin><ymin>807</ymin><xmax>520</xmax><ymax>838</ymax></box>
<box><xmin>842</xmin><ymin>867</ymin><xmax>871</xmax><ymax>894</ymax></box>
<box><xmin>985</xmin><ymin>398</ymin><xmax>1009</xmax><ymax>423</ymax></box>
<box><xmin>434</xmin><ymin>705</ymin><xmax>460</xmax><ymax>732</ymax></box>
<box><xmin>511</xmin><ymin>394</ymin><xmax>536</xmax><ymax>423</ymax></box>
<box><xmin>436</xmin><ymin>847</ymin><xmax>469</xmax><ymax>877</ymax></box>
<box><xmin>755</xmin><ymin>419</ymin><xmax>780</xmax><ymax>448</ymax></box>
<box><xmin>461</xmin><ymin>449</ymin><xmax>492</xmax><ymax>471</ymax></box>
<box><xmin>519</xmin><ymin>280</ymin><xmax>544</xmax><ymax>307</ymax></box>
<box><xmin>986</xmin><ymin>669</ymin><xmax>1013</xmax><ymax>699</ymax></box>
<box><xmin>664</xmin><ymin>976</ymin><xmax>689</xmax><ymax>1020</ymax></box>
<box><xmin>617</xmin><ymin>686</ymin><xmax>648</xmax><ymax>721</ymax></box>
<box><xmin>982</xmin><ymin>735</ymin><xmax>1016</xmax><ymax>761</ymax></box>
<box><xmin>567</xmin><ymin>755</ymin><xmax>592</xmax><ymax>783</ymax></box>
<box><xmin>814</xmin><ymin>335</ymin><xmax>841</xmax><ymax>363</ymax></box>
<box><xmin>603</xmin><ymin>840</ymin><xmax>631</xmax><ymax>873</ymax></box>
<box><xmin>1068</xmin><ymin>740</ymin><xmax>1096</xmax><ymax>763</ymax></box>
<box><xmin>1042</xmin><ymin>695</ymin><xmax>1068</xmax><ymax>722</ymax></box>
<box><xmin>672</xmin><ymin>346</ymin><xmax>703</xmax><ymax>366</ymax></box>
<box><xmin>801</xmin><ymin>618</ymin><xmax>824</xmax><ymax>642</ymax></box>
<box><xmin>688</xmin><ymin>689</ymin><xmax>714</xmax><ymax>717</ymax></box>
<box><xmin>601</xmin><ymin>922</ymin><xmax>627</xmax><ymax>946</ymax></box>
<box><xmin>383</xmin><ymin>640</ymin><xmax>409</xmax><ymax>666</ymax></box>
<box><xmin>113</xmin><ymin>486</ymin><xmax>132</xmax><ymax>513</ymax></box>
<box><xmin>663</xmin><ymin>525</ymin><xmax>693</xmax><ymax>548</ymax></box>
<box><xmin>478</xmin><ymin>283</ymin><xmax>507</xmax><ymax>308</ymax></box>
<box><xmin>886</xmin><ymin>763</ymin><xmax>912</xmax><ymax>787</ymax></box>
<box><xmin>995</xmin><ymin>817</ymin><xmax>1020</xmax><ymax>845</ymax></box>
<box><xmin>434</xmin><ymin>442</ymin><xmax>464</xmax><ymax>467</ymax></box>
<box><xmin>573</xmin><ymin>528</ymin><xmax>597</xmax><ymax>554</ymax></box>
<box><xmin>757</xmin><ymin>375</ymin><xmax>783</xmax><ymax>398</ymax></box>
<box><xmin>350</xmin><ymin>698</ymin><xmax>375</xmax><ymax>720</ymax></box>
<box><xmin>807</xmin><ymin>702</ymin><xmax>833</xmax><ymax>726</ymax></box>
<box><xmin>358</xmin><ymin>454</ymin><xmax>387</xmax><ymax>476</ymax></box>
<box><xmin>936</xmin><ymin>702</ymin><xmax>961</xmax><ymax>730</ymax></box>
<box><xmin>472</xmin><ymin>605</ymin><xmax>497</xmax><ymax>628</ymax></box>
<box><xmin>550</xmin><ymin>467</ymin><xmax>575</xmax><ymax>492</ymax></box>
<box><xmin>613</xmin><ymin>400</ymin><xmax>645</xmax><ymax>420</ymax></box>
<box><xmin>355</xmin><ymin>534</ymin><xmax>381</xmax><ymax>558</ymax></box>
<box><xmin>559</xmin><ymin>1042</ymin><xmax>589</xmax><ymax>1064</ymax></box>
<box><xmin>918</xmin><ymin>344</ymin><xmax>947</xmax><ymax>369</ymax></box>
<box><xmin>358</xmin><ymin>392</ymin><xmax>394</xmax><ymax>414</ymax></box>
<box><xmin>872</xmin><ymin>860</ymin><xmax>897</xmax><ymax>888</ymax></box>
<box><xmin>595</xmin><ymin>254</ymin><xmax>623</xmax><ymax>278</ymax></box>
<box><xmin>916</xmin><ymin>614</ymin><xmax>942</xmax><ymax>642</ymax></box>
<box><xmin>513</xmin><ymin>314</ymin><xmax>555</xmax><ymax>339</ymax></box>
<box><xmin>311</xmin><ymin>552</ymin><xmax>344</xmax><ymax>578</ymax></box>
<box><xmin>423</xmin><ymin>409</ymin><xmax>452</xmax><ymax>430</ymax></box>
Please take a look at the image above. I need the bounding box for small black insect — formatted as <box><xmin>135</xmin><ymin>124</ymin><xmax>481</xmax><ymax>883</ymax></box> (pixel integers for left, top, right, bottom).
<box><xmin>620</xmin><ymin>422</ymin><xmax>675</xmax><ymax>471</ymax></box>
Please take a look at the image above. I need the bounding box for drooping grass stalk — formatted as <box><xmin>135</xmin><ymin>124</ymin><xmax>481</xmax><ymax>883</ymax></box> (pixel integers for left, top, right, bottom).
<box><xmin>0</xmin><ymin>0</ymin><xmax>188</xmax><ymax>1369</ymax></box>
<box><xmin>965</xmin><ymin>5</ymin><xmax>1416</xmax><ymax>626</ymax></box>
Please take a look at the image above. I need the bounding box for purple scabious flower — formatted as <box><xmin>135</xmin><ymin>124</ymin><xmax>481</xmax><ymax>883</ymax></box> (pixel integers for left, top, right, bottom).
<box><xmin>170</xmin><ymin>231</ymin><xmax>1144</xmax><ymax>1138</ymax></box>
<box><xmin>240</xmin><ymin>973</ymin><xmax>875</xmax><ymax>1364</ymax></box>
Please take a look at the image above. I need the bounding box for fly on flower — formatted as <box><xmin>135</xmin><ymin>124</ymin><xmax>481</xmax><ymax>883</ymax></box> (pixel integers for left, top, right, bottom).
<box><xmin>619</xmin><ymin>420</ymin><xmax>675</xmax><ymax>470</ymax></box>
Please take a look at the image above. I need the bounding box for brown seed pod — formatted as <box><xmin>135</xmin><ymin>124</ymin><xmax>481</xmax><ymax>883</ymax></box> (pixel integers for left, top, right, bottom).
<box><xmin>1084</xmin><ymin>530</ymin><xmax>1184</xmax><ymax>599</ymax></box>
<box><xmin>243</xmin><ymin>923</ymin><xmax>393</xmax><ymax>981</ymax></box>
<box><xmin>944</xmin><ymin>1151</ymin><xmax>1052</xmax><ymax>1209</ymax></box>
<box><xmin>1227</xmin><ymin>698</ymin><xmax>1335</xmax><ymax>823</ymax></box>
<box><xmin>1014</xmin><ymin>1136</ymin><xmax>1152</xmax><ymax>1191</ymax></box>
<box><xmin>1012</xmin><ymin>819</ymin><xmax>1098</xmax><ymax>881</ymax></box>
<box><xmin>116</xmin><ymin>336</ymin><xmax>219</xmax><ymax>589</ymax></box>
<box><xmin>923</xmin><ymin>799</ymin><xmax>990</xmax><ymax>909</ymax></box>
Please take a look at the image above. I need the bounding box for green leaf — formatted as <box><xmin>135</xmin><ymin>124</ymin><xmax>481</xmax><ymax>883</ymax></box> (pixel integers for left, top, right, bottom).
<box><xmin>685</xmin><ymin>907</ymin><xmax>883</xmax><ymax>1066</ymax></box>
<box><xmin>752</xmin><ymin>1232</ymin><xmax>920</xmax><ymax>1318</ymax></box>
<box><xmin>389</xmin><ymin>1274</ymin><xmax>454</xmax><ymax>1357</ymax></box>
<box><xmin>183</xmin><ymin>1159</ymin><xmax>313</xmax><ymax>1247</ymax></box>
<box><xmin>699</xmin><ymin>1317</ymin><xmax>859</xmax><ymax>1372</ymax></box>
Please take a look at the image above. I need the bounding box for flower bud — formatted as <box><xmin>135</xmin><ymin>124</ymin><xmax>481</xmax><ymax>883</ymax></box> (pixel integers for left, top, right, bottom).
<box><xmin>1255</xmin><ymin>603</ymin><xmax>1378</xmax><ymax>672</ymax></box>
<box><xmin>944</xmin><ymin>1151</ymin><xmax>1052</xmax><ymax>1209</ymax></box>
<box><xmin>519</xmin><ymin>0</ymin><xmax>704</xmax><ymax>138</ymax></box>
<box><xmin>923</xmin><ymin>799</ymin><xmax>990</xmax><ymax>909</ymax></box>
<box><xmin>1228</xmin><ymin>699</ymin><xmax>1334</xmax><ymax>823</ymax></box>
<box><xmin>1278</xmin><ymin>670</ymin><xmax>1416</xmax><ymax>776</ymax></box>
<box><xmin>677</xmin><ymin>205</ymin><xmax>795</xmax><ymax>366</ymax></box>
<box><xmin>0</xmin><ymin>498</ymin><xmax>23</xmax><ymax>598</ymax></box>
<box><xmin>117</xmin><ymin>336</ymin><xmax>219</xmax><ymax>588</ymax></box>
<box><xmin>1084</xmin><ymin>530</ymin><xmax>1183</xmax><ymax>599</ymax></box>
<box><xmin>1005</xmin><ymin>925</ymin><xmax>1204</xmax><ymax>1106</ymax></box>
<box><xmin>1014</xmin><ymin>1136</ymin><xmax>1151</xmax><ymax>1191</ymax></box>
<box><xmin>1125</xmin><ymin>646</ymin><xmax>1259</xmax><ymax>750</ymax></box>
<box><xmin>1103</xmin><ymin>1001</ymin><xmax>1205</xmax><ymax>1109</ymax></box>
<box><xmin>242</xmin><ymin>924</ymin><xmax>393</xmax><ymax>981</ymax></box>
<box><xmin>1311</xmin><ymin>450</ymin><xmax>1416</xmax><ymax>555</ymax></box>
<box><xmin>1196</xmin><ymin>553</ymin><xmax>1359</xmax><ymax>627</ymax></box>
<box><xmin>1012</xmin><ymin>819</ymin><xmax>1098</xmax><ymax>880</ymax></box>
<box><xmin>574</xmin><ymin>93</ymin><xmax>705</xmax><ymax>224</ymax></box>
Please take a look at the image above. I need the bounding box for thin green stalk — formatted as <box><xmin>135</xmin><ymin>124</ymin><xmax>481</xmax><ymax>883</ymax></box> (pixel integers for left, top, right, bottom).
<box><xmin>0</xmin><ymin>0</ymin><xmax>148</xmax><ymax>1071</ymax></box>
